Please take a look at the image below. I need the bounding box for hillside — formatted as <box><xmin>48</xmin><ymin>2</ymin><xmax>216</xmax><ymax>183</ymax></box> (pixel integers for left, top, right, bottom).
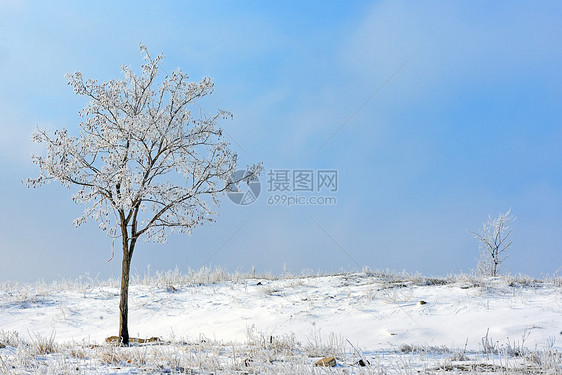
<box><xmin>1</xmin><ymin>269</ymin><xmax>561</xmax><ymax>374</ymax></box>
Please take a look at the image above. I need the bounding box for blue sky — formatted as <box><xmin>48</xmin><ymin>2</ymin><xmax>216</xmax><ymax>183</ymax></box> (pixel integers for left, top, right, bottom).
<box><xmin>0</xmin><ymin>1</ymin><xmax>561</xmax><ymax>282</ymax></box>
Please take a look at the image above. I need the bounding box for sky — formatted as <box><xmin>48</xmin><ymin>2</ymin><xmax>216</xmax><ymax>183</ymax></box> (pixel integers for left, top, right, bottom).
<box><xmin>0</xmin><ymin>1</ymin><xmax>561</xmax><ymax>282</ymax></box>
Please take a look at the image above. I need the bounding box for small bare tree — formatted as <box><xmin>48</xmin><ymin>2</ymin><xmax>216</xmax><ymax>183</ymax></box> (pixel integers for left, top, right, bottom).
<box><xmin>469</xmin><ymin>210</ymin><xmax>516</xmax><ymax>277</ymax></box>
<box><xmin>26</xmin><ymin>44</ymin><xmax>260</xmax><ymax>345</ymax></box>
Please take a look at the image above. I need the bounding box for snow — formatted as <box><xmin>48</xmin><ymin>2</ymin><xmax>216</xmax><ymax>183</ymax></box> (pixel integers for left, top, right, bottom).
<box><xmin>0</xmin><ymin>271</ymin><xmax>560</xmax><ymax>373</ymax></box>
<box><xmin>1</xmin><ymin>273</ymin><xmax>560</xmax><ymax>350</ymax></box>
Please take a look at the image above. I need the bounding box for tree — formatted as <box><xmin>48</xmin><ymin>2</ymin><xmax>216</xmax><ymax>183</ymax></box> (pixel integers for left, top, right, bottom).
<box><xmin>469</xmin><ymin>209</ymin><xmax>516</xmax><ymax>277</ymax></box>
<box><xmin>26</xmin><ymin>44</ymin><xmax>260</xmax><ymax>345</ymax></box>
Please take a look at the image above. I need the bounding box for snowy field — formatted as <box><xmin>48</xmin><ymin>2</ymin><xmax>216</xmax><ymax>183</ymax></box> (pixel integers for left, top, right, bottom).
<box><xmin>0</xmin><ymin>268</ymin><xmax>561</xmax><ymax>374</ymax></box>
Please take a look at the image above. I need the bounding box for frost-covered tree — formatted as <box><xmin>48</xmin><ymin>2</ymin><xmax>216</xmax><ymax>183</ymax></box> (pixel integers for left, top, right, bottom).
<box><xmin>469</xmin><ymin>210</ymin><xmax>516</xmax><ymax>277</ymax></box>
<box><xmin>26</xmin><ymin>44</ymin><xmax>260</xmax><ymax>345</ymax></box>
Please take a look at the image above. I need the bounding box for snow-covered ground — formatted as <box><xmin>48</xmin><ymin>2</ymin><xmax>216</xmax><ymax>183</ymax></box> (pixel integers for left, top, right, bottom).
<box><xmin>1</xmin><ymin>269</ymin><xmax>561</xmax><ymax>374</ymax></box>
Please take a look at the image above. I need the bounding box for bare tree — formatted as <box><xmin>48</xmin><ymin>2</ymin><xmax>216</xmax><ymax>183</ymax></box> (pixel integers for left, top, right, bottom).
<box><xmin>469</xmin><ymin>210</ymin><xmax>516</xmax><ymax>277</ymax></box>
<box><xmin>26</xmin><ymin>44</ymin><xmax>260</xmax><ymax>345</ymax></box>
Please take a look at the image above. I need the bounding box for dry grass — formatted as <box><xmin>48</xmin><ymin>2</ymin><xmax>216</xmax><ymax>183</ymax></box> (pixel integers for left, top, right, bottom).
<box><xmin>0</xmin><ymin>327</ymin><xmax>560</xmax><ymax>374</ymax></box>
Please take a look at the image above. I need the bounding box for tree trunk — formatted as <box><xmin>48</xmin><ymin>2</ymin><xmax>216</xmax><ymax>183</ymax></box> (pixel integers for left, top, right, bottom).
<box><xmin>118</xmin><ymin>221</ymin><xmax>137</xmax><ymax>346</ymax></box>
<box><xmin>119</xmin><ymin>241</ymin><xmax>132</xmax><ymax>346</ymax></box>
